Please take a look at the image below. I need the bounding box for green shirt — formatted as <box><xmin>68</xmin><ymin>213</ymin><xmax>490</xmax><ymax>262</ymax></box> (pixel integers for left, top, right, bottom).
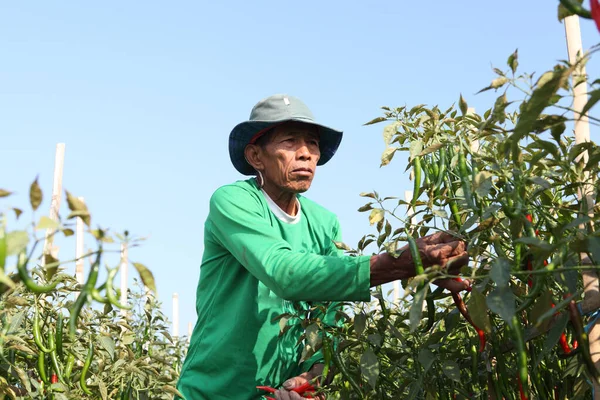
<box><xmin>176</xmin><ymin>178</ymin><xmax>371</xmax><ymax>400</ymax></box>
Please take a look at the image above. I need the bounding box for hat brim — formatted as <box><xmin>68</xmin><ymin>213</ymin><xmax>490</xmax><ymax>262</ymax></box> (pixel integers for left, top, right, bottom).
<box><xmin>229</xmin><ymin>118</ymin><xmax>343</xmax><ymax>176</ymax></box>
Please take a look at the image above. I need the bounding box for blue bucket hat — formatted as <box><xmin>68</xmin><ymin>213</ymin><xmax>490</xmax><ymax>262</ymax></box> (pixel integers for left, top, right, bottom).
<box><xmin>229</xmin><ymin>94</ymin><xmax>343</xmax><ymax>176</ymax></box>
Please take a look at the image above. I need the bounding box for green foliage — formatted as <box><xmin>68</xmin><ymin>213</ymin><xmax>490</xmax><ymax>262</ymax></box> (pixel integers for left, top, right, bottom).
<box><xmin>296</xmin><ymin>45</ymin><xmax>600</xmax><ymax>399</ymax></box>
<box><xmin>0</xmin><ymin>181</ymin><xmax>185</xmax><ymax>399</ymax></box>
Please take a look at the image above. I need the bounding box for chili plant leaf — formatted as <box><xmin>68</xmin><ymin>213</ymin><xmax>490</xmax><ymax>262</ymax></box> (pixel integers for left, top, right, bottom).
<box><xmin>65</xmin><ymin>191</ymin><xmax>91</xmax><ymax>227</ymax></box>
<box><xmin>360</xmin><ymin>347</ymin><xmax>379</xmax><ymax>388</ymax></box>
<box><xmin>354</xmin><ymin>312</ymin><xmax>366</xmax><ymax>337</ymax></box>
<box><xmin>536</xmin><ymin>311</ymin><xmax>569</xmax><ymax>368</ymax></box>
<box><xmin>529</xmin><ymin>289</ymin><xmax>553</xmax><ymax>332</ymax></box>
<box><xmin>369</xmin><ymin>209</ymin><xmax>384</xmax><ymax>226</ymax></box>
<box><xmin>35</xmin><ymin>216</ymin><xmax>60</xmax><ymax>230</ymax></box>
<box><xmin>99</xmin><ymin>336</ymin><xmax>116</xmax><ymax>361</ymax></box>
<box><xmin>132</xmin><ymin>262</ymin><xmax>157</xmax><ymax>294</ymax></box>
<box><xmin>507</xmin><ymin>49</ymin><xmax>519</xmax><ymax>74</ymax></box>
<box><xmin>418</xmin><ymin>348</ymin><xmax>435</xmax><ymax>372</ymax></box>
<box><xmin>383</xmin><ymin>121</ymin><xmax>400</xmax><ymax>145</ymax></box>
<box><xmin>364</xmin><ymin>116</ymin><xmax>388</xmax><ymax>126</ymax></box>
<box><xmin>380</xmin><ymin>147</ymin><xmax>398</xmax><ymax>167</ymax></box>
<box><xmin>306</xmin><ymin>323</ymin><xmax>320</xmax><ymax>350</ymax></box>
<box><xmin>512</xmin><ymin>66</ymin><xmax>573</xmax><ymax>159</ymax></box>
<box><xmin>459</xmin><ymin>94</ymin><xmax>468</xmax><ymax>115</ymax></box>
<box><xmin>486</xmin><ymin>287</ymin><xmax>516</xmax><ymax>324</ymax></box>
<box><xmin>581</xmin><ymin>88</ymin><xmax>600</xmax><ymax>117</ymax></box>
<box><xmin>409</xmin><ymin>285</ymin><xmax>428</xmax><ymax>332</ymax></box>
<box><xmin>29</xmin><ymin>177</ymin><xmax>43</xmax><ymax>211</ymax></box>
<box><xmin>441</xmin><ymin>360</ymin><xmax>461</xmax><ymax>382</ymax></box>
<box><xmin>0</xmin><ymin>189</ymin><xmax>12</xmax><ymax>198</ymax></box>
<box><xmin>490</xmin><ymin>258</ymin><xmax>511</xmax><ymax>287</ymax></box>
<box><xmin>6</xmin><ymin>231</ymin><xmax>28</xmax><ymax>256</ymax></box>
<box><xmin>468</xmin><ymin>288</ymin><xmax>492</xmax><ymax>334</ymax></box>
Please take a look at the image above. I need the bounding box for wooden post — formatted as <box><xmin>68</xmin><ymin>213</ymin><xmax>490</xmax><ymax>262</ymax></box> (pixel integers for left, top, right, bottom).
<box><xmin>172</xmin><ymin>293</ymin><xmax>180</xmax><ymax>338</ymax></box>
<box><xmin>120</xmin><ymin>243</ymin><xmax>128</xmax><ymax>317</ymax></box>
<box><xmin>41</xmin><ymin>143</ymin><xmax>65</xmax><ymax>265</ymax></box>
<box><xmin>564</xmin><ymin>14</ymin><xmax>599</xmax><ymax>398</ymax></box>
<box><xmin>75</xmin><ymin>197</ymin><xmax>85</xmax><ymax>286</ymax></box>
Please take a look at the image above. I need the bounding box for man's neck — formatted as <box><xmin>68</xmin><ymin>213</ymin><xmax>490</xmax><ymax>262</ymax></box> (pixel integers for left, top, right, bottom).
<box><xmin>260</xmin><ymin>182</ymin><xmax>298</xmax><ymax>216</ymax></box>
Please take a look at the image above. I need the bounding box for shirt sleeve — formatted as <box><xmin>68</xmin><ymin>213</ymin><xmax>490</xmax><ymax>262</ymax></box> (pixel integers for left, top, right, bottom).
<box><xmin>207</xmin><ymin>184</ymin><xmax>371</xmax><ymax>302</ymax></box>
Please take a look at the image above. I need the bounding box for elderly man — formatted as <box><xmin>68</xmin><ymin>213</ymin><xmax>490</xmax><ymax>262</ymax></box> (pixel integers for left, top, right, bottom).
<box><xmin>175</xmin><ymin>94</ymin><xmax>469</xmax><ymax>400</ymax></box>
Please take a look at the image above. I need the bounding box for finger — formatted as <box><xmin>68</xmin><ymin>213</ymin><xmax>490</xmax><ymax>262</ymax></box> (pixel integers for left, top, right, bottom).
<box><xmin>421</xmin><ymin>231</ymin><xmax>461</xmax><ymax>245</ymax></box>
<box><xmin>435</xmin><ymin>277</ymin><xmax>471</xmax><ymax>292</ymax></box>
<box><xmin>443</xmin><ymin>253</ymin><xmax>470</xmax><ymax>273</ymax></box>
<box><xmin>283</xmin><ymin>375</ymin><xmax>309</xmax><ymax>391</ymax></box>
<box><xmin>274</xmin><ymin>390</ymin><xmax>289</xmax><ymax>400</ymax></box>
<box><xmin>425</xmin><ymin>241</ymin><xmax>467</xmax><ymax>264</ymax></box>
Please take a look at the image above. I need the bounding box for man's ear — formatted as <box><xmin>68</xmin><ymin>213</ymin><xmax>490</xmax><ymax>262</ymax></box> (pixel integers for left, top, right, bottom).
<box><xmin>244</xmin><ymin>144</ymin><xmax>264</xmax><ymax>171</ymax></box>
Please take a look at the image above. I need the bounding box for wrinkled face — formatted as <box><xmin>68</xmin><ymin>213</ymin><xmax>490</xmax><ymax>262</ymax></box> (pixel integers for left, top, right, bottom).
<box><xmin>248</xmin><ymin>122</ymin><xmax>321</xmax><ymax>194</ymax></box>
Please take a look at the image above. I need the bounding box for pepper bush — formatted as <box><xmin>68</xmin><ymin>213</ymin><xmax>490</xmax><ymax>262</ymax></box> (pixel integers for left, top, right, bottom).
<box><xmin>0</xmin><ymin>181</ymin><xmax>186</xmax><ymax>399</ymax></box>
<box><xmin>295</xmin><ymin>43</ymin><xmax>600</xmax><ymax>400</ymax></box>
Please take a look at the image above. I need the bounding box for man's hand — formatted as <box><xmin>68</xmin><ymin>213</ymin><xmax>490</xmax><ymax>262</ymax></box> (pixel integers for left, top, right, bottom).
<box><xmin>274</xmin><ymin>363</ymin><xmax>325</xmax><ymax>400</ymax></box>
<box><xmin>370</xmin><ymin>231</ymin><xmax>469</xmax><ymax>291</ymax></box>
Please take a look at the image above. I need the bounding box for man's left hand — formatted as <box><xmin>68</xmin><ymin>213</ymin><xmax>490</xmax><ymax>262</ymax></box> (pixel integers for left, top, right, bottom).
<box><xmin>274</xmin><ymin>363</ymin><xmax>325</xmax><ymax>400</ymax></box>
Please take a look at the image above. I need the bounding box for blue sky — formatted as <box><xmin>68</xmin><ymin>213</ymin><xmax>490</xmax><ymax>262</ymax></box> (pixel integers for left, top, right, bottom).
<box><xmin>2</xmin><ymin>1</ymin><xmax>599</xmax><ymax>336</ymax></box>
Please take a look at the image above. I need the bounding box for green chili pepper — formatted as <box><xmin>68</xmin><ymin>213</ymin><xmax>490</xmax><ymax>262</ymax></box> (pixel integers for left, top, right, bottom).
<box><xmin>69</xmin><ymin>248</ymin><xmax>102</xmax><ymax>337</ymax></box>
<box><xmin>457</xmin><ymin>145</ymin><xmax>475</xmax><ymax>210</ymax></box>
<box><xmin>559</xmin><ymin>0</ymin><xmax>593</xmax><ymax>18</ymax></box>
<box><xmin>80</xmin><ymin>339</ymin><xmax>94</xmax><ymax>395</ymax></box>
<box><xmin>33</xmin><ymin>303</ymin><xmax>54</xmax><ymax>353</ymax></box>
<box><xmin>411</xmin><ymin>156</ymin><xmax>422</xmax><ymax>212</ymax></box>
<box><xmin>64</xmin><ymin>352</ymin><xmax>75</xmax><ymax>384</ymax></box>
<box><xmin>56</xmin><ymin>313</ymin><xmax>64</xmax><ymax>361</ymax></box>
<box><xmin>17</xmin><ymin>251</ymin><xmax>59</xmax><ymax>293</ymax></box>
<box><xmin>434</xmin><ymin>148</ymin><xmax>447</xmax><ymax>193</ymax></box>
<box><xmin>48</xmin><ymin>329</ymin><xmax>65</xmax><ymax>384</ymax></box>
<box><xmin>406</xmin><ymin>233</ymin><xmax>424</xmax><ymax>276</ymax></box>
<box><xmin>38</xmin><ymin>350</ymin><xmax>48</xmax><ymax>385</ymax></box>
<box><xmin>106</xmin><ymin>267</ymin><xmax>132</xmax><ymax>310</ymax></box>
<box><xmin>422</xmin><ymin>297</ymin><xmax>435</xmax><ymax>332</ymax></box>
<box><xmin>321</xmin><ymin>337</ymin><xmax>332</xmax><ymax>384</ymax></box>
<box><xmin>331</xmin><ymin>344</ymin><xmax>362</xmax><ymax>398</ymax></box>
<box><xmin>470</xmin><ymin>344</ymin><xmax>478</xmax><ymax>384</ymax></box>
<box><xmin>510</xmin><ymin>315</ymin><xmax>528</xmax><ymax>399</ymax></box>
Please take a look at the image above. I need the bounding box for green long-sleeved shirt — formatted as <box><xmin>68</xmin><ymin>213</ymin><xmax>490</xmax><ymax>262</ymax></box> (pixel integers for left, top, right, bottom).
<box><xmin>176</xmin><ymin>178</ymin><xmax>371</xmax><ymax>399</ymax></box>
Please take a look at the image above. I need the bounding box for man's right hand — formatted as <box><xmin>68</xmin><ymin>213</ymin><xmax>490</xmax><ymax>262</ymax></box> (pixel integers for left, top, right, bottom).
<box><xmin>370</xmin><ymin>231</ymin><xmax>469</xmax><ymax>291</ymax></box>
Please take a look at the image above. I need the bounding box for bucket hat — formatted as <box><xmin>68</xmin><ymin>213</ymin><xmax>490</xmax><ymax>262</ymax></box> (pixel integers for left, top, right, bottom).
<box><xmin>229</xmin><ymin>94</ymin><xmax>343</xmax><ymax>175</ymax></box>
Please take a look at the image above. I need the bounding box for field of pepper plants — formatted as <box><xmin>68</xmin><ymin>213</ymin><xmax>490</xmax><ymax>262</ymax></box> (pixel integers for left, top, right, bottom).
<box><xmin>0</xmin><ymin>182</ymin><xmax>187</xmax><ymax>399</ymax></box>
<box><xmin>289</xmin><ymin>5</ymin><xmax>600</xmax><ymax>400</ymax></box>
<box><xmin>2</xmin><ymin>2</ymin><xmax>600</xmax><ymax>400</ymax></box>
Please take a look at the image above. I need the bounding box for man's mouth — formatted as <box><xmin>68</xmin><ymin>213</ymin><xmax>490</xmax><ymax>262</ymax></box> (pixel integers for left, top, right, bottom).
<box><xmin>292</xmin><ymin>168</ymin><xmax>313</xmax><ymax>176</ymax></box>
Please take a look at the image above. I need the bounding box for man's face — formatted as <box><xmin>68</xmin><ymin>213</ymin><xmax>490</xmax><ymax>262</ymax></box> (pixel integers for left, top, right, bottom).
<box><xmin>257</xmin><ymin>122</ymin><xmax>321</xmax><ymax>194</ymax></box>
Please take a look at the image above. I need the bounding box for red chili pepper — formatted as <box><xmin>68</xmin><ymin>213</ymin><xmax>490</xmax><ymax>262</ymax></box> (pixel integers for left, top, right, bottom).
<box><xmin>452</xmin><ymin>292</ymin><xmax>486</xmax><ymax>352</ymax></box>
<box><xmin>51</xmin><ymin>373</ymin><xmax>58</xmax><ymax>384</ymax></box>
<box><xmin>591</xmin><ymin>0</ymin><xmax>600</xmax><ymax>32</ymax></box>
<box><xmin>525</xmin><ymin>214</ymin><xmax>577</xmax><ymax>353</ymax></box>
<box><xmin>518</xmin><ymin>375</ymin><xmax>528</xmax><ymax>400</ymax></box>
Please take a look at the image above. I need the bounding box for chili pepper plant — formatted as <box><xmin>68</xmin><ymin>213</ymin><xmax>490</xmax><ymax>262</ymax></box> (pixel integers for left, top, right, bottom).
<box><xmin>291</xmin><ymin>34</ymin><xmax>600</xmax><ymax>400</ymax></box>
<box><xmin>0</xmin><ymin>181</ymin><xmax>186</xmax><ymax>399</ymax></box>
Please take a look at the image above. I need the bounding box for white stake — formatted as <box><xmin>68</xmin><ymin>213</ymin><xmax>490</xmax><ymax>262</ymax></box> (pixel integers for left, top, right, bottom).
<box><xmin>564</xmin><ymin>15</ymin><xmax>599</xmax><ymax>396</ymax></box>
<box><xmin>172</xmin><ymin>293</ymin><xmax>180</xmax><ymax>338</ymax></box>
<box><xmin>42</xmin><ymin>143</ymin><xmax>65</xmax><ymax>265</ymax></box>
<box><xmin>75</xmin><ymin>197</ymin><xmax>85</xmax><ymax>286</ymax></box>
<box><xmin>120</xmin><ymin>243</ymin><xmax>128</xmax><ymax>316</ymax></box>
<box><xmin>187</xmin><ymin>322</ymin><xmax>192</xmax><ymax>342</ymax></box>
